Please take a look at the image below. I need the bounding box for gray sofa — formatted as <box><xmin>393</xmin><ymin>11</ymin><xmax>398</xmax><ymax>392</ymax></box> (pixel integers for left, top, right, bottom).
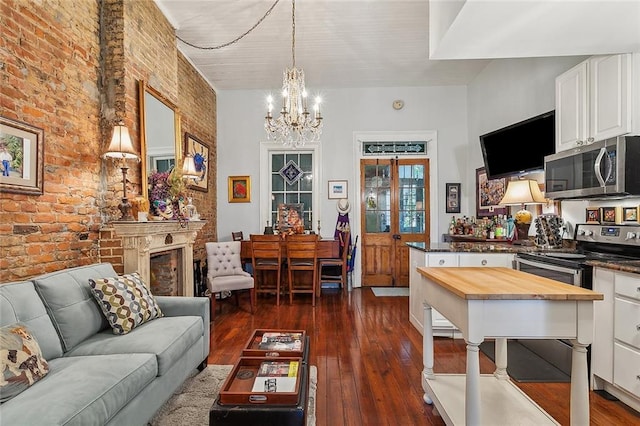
<box><xmin>0</xmin><ymin>263</ymin><xmax>210</xmax><ymax>425</ymax></box>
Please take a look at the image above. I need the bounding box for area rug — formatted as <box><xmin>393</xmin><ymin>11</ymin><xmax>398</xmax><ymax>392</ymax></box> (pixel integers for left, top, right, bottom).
<box><xmin>371</xmin><ymin>287</ymin><xmax>409</xmax><ymax>297</ymax></box>
<box><xmin>479</xmin><ymin>340</ymin><xmax>570</xmax><ymax>383</ymax></box>
<box><xmin>150</xmin><ymin>364</ymin><xmax>317</xmax><ymax>426</ymax></box>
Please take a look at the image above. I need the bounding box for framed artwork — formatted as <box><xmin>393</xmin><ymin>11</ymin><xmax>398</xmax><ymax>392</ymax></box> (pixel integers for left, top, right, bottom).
<box><xmin>475</xmin><ymin>167</ymin><xmax>507</xmax><ymax>218</ymax></box>
<box><xmin>328</xmin><ymin>180</ymin><xmax>348</xmax><ymax>199</ymax></box>
<box><xmin>184</xmin><ymin>132</ymin><xmax>209</xmax><ymax>192</ymax></box>
<box><xmin>277</xmin><ymin>203</ymin><xmax>304</xmax><ymax>233</ymax></box>
<box><xmin>600</xmin><ymin>206</ymin><xmax>620</xmax><ymax>224</ymax></box>
<box><xmin>445</xmin><ymin>183</ymin><xmax>461</xmax><ymax>213</ymax></box>
<box><xmin>0</xmin><ymin>116</ymin><xmax>44</xmax><ymax>195</ymax></box>
<box><xmin>586</xmin><ymin>207</ymin><xmax>600</xmax><ymax>224</ymax></box>
<box><xmin>228</xmin><ymin>175</ymin><xmax>251</xmax><ymax>203</ymax></box>
<box><xmin>623</xmin><ymin>206</ymin><xmax>639</xmax><ymax>223</ymax></box>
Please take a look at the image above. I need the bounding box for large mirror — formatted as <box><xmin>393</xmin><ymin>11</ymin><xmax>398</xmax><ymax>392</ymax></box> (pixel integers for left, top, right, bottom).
<box><xmin>138</xmin><ymin>80</ymin><xmax>181</xmax><ymax>200</ymax></box>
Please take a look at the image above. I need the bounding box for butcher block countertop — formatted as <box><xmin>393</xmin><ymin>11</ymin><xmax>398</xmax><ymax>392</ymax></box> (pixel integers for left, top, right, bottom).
<box><xmin>417</xmin><ymin>267</ymin><xmax>604</xmax><ymax>301</ymax></box>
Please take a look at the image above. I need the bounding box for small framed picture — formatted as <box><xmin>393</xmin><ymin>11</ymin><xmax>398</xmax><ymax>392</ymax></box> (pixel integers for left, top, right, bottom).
<box><xmin>623</xmin><ymin>207</ymin><xmax>638</xmax><ymax>223</ymax></box>
<box><xmin>184</xmin><ymin>132</ymin><xmax>209</xmax><ymax>192</ymax></box>
<box><xmin>228</xmin><ymin>175</ymin><xmax>251</xmax><ymax>203</ymax></box>
<box><xmin>586</xmin><ymin>207</ymin><xmax>600</xmax><ymax>224</ymax></box>
<box><xmin>601</xmin><ymin>206</ymin><xmax>619</xmax><ymax>224</ymax></box>
<box><xmin>445</xmin><ymin>183</ymin><xmax>461</xmax><ymax>213</ymax></box>
<box><xmin>328</xmin><ymin>180</ymin><xmax>348</xmax><ymax>199</ymax></box>
<box><xmin>0</xmin><ymin>116</ymin><xmax>45</xmax><ymax>195</ymax></box>
<box><xmin>476</xmin><ymin>167</ymin><xmax>507</xmax><ymax>218</ymax></box>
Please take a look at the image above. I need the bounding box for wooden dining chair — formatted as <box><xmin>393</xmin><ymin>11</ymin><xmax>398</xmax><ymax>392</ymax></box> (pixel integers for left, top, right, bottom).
<box><xmin>286</xmin><ymin>234</ymin><xmax>319</xmax><ymax>306</ymax></box>
<box><xmin>231</xmin><ymin>231</ymin><xmax>244</xmax><ymax>241</ymax></box>
<box><xmin>318</xmin><ymin>231</ymin><xmax>350</xmax><ymax>295</ymax></box>
<box><xmin>249</xmin><ymin>234</ymin><xmax>283</xmax><ymax>305</ymax></box>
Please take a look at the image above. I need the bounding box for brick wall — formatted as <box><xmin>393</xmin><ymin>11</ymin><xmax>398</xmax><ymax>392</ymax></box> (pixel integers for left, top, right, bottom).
<box><xmin>1</xmin><ymin>0</ymin><xmax>217</xmax><ymax>282</ymax></box>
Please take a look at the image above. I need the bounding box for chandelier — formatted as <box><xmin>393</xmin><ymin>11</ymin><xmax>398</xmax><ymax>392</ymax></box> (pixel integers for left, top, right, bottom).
<box><xmin>265</xmin><ymin>0</ymin><xmax>323</xmax><ymax>148</ymax></box>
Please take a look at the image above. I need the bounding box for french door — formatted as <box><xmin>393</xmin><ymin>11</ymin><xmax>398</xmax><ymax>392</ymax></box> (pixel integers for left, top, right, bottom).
<box><xmin>360</xmin><ymin>158</ymin><xmax>430</xmax><ymax>287</ymax></box>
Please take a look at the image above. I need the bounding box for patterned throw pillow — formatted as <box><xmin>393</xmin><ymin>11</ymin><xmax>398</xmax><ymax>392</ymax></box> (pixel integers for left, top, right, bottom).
<box><xmin>89</xmin><ymin>272</ymin><xmax>164</xmax><ymax>335</ymax></box>
<box><xmin>0</xmin><ymin>324</ymin><xmax>49</xmax><ymax>403</ymax></box>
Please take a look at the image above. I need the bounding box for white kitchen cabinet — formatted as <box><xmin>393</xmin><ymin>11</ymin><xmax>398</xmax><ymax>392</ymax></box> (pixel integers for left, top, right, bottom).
<box><xmin>555</xmin><ymin>53</ymin><xmax>635</xmax><ymax>152</ymax></box>
<box><xmin>592</xmin><ymin>267</ymin><xmax>615</xmax><ymax>384</ymax></box>
<box><xmin>409</xmin><ymin>248</ymin><xmax>427</xmax><ymax>333</ymax></box>
<box><xmin>458</xmin><ymin>253</ymin><xmax>514</xmax><ymax>268</ymax></box>
<box><xmin>591</xmin><ymin>267</ymin><xmax>640</xmax><ymax>413</ymax></box>
<box><xmin>556</xmin><ymin>60</ymin><xmax>589</xmax><ymax>152</ymax></box>
<box><xmin>408</xmin><ymin>248</ymin><xmax>515</xmax><ymax>338</ymax></box>
<box><xmin>427</xmin><ymin>253</ymin><xmax>458</xmax><ymax>267</ymax></box>
<box><xmin>426</xmin><ymin>253</ymin><xmax>459</xmax><ymax>337</ymax></box>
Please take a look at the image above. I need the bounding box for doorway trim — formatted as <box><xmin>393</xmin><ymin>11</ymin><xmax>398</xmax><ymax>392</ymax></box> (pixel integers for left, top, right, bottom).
<box><xmin>351</xmin><ymin>131</ymin><xmax>438</xmax><ymax>289</ymax></box>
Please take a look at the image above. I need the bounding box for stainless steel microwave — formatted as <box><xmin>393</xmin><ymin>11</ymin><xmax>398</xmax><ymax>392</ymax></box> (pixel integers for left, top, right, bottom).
<box><xmin>544</xmin><ymin>135</ymin><xmax>640</xmax><ymax>199</ymax></box>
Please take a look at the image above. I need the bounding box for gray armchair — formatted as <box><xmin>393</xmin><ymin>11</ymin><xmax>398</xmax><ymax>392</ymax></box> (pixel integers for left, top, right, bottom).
<box><xmin>205</xmin><ymin>241</ymin><xmax>255</xmax><ymax>319</ymax></box>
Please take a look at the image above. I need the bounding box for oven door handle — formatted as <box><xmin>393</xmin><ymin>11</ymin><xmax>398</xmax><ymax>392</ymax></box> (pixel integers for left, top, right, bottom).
<box><xmin>516</xmin><ymin>257</ymin><xmax>583</xmax><ymax>283</ymax></box>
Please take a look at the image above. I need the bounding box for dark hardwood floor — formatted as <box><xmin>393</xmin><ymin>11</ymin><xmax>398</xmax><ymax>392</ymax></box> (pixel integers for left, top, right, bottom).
<box><xmin>207</xmin><ymin>288</ymin><xmax>640</xmax><ymax>426</ymax></box>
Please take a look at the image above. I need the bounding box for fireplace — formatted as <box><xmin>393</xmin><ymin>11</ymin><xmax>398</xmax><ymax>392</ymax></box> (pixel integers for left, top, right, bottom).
<box><xmin>150</xmin><ymin>249</ymin><xmax>182</xmax><ymax>296</ymax></box>
<box><xmin>111</xmin><ymin>220</ymin><xmax>206</xmax><ymax>297</ymax></box>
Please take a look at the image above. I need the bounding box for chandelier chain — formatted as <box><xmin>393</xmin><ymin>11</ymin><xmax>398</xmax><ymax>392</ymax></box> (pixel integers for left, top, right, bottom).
<box><xmin>291</xmin><ymin>0</ymin><xmax>296</xmax><ymax>68</ymax></box>
<box><xmin>176</xmin><ymin>0</ymin><xmax>281</xmax><ymax>50</ymax></box>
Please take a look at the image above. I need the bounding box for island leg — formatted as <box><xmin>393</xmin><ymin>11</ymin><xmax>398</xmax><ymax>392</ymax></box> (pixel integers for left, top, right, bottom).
<box><xmin>570</xmin><ymin>340</ymin><xmax>590</xmax><ymax>426</ymax></box>
<box><xmin>493</xmin><ymin>338</ymin><xmax>509</xmax><ymax>380</ymax></box>
<box><xmin>422</xmin><ymin>301</ymin><xmax>435</xmax><ymax>404</ymax></box>
<box><xmin>466</xmin><ymin>339</ymin><xmax>482</xmax><ymax>425</ymax></box>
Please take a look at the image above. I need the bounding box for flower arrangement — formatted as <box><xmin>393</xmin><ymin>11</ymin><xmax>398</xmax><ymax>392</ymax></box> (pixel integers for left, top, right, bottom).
<box><xmin>148</xmin><ymin>168</ymin><xmax>186</xmax><ymax>219</ymax></box>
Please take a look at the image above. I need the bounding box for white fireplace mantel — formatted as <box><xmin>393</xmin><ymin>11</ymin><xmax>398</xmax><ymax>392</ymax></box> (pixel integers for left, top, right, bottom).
<box><xmin>111</xmin><ymin>220</ymin><xmax>206</xmax><ymax>297</ymax></box>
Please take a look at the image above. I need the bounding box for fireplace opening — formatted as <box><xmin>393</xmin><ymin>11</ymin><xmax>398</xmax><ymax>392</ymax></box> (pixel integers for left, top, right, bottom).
<box><xmin>150</xmin><ymin>249</ymin><xmax>183</xmax><ymax>296</ymax></box>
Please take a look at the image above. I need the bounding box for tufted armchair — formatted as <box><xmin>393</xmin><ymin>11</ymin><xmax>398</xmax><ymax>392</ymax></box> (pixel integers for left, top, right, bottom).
<box><xmin>205</xmin><ymin>241</ymin><xmax>255</xmax><ymax>319</ymax></box>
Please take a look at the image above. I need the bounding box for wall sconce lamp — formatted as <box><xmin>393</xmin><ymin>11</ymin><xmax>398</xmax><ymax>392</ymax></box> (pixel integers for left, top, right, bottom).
<box><xmin>103</xmin><ymin>122</ymin><xmax>138</xmax><ymax>221</ymax></box>
<box><xmin>499</xmin><ymin>179</ymin><xmax>546</xmax><ymax>242</ymax></box>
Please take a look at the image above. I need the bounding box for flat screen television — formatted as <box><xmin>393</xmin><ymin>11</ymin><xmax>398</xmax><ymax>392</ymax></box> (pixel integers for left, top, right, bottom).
<box><xmin>479</xmin><ymin>110</ymin><xmax>555</xmax><ymax>180</ymax></box>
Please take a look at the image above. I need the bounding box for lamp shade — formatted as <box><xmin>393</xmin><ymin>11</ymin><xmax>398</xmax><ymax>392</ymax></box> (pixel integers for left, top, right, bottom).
<box><xmin>499</xmin><ymin>179</ymin><xmax>546</xmax><ymax>205</ymax></box>
<box><xmin>103</xmin><ymin>123</ymin><xmax>138</xmax><ymax>159</ymax></box>
<box><xmin>181</xmin><ymin>154</ymin><xmax>200</xmax><ymax>180</ymax></box>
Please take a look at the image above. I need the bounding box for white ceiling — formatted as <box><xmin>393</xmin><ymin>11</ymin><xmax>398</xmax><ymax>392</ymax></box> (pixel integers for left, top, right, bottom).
<box><xmin>155</xmin><ymin>0</ymin><xmax>640</xmax><ymax>92</ymax></box>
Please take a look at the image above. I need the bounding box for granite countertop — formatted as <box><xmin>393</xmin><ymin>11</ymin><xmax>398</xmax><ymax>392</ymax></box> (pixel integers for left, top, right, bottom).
<box><xmin>586</xmin><ymin>259</ymin><xmax>640</xmax><ymax>275</ymax></box>
<box><xmin>406</xmin><ymin>241</ymin><xmax>574</xmax><ymax>254</ymax></box>
<box><xmin>406</xmin><ymin>242</ymin><xmax>640</xmax><ymax>275</ymax></box>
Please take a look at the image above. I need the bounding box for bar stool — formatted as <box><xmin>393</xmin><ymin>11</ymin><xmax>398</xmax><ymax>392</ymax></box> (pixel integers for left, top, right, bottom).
<box><xmin>286</xmin><ymin>234</ymin><xmax>319</xmax><ymax>306</ymax></box>
<box><xmin>249</xmin><ymin>234</ymin><xmax>283</xmax><ymax>305</ymax></box>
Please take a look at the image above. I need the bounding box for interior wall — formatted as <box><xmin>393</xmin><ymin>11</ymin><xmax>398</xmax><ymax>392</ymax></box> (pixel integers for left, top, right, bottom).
<box><xmin>465</xmin><ymin>56</ymin><xmax>588</xmax><ymax>228</ymax></box>
<box><xmin>216</xmin><ymin>85</ymin><xmax>468</xmax><ymax>244</ymax></box>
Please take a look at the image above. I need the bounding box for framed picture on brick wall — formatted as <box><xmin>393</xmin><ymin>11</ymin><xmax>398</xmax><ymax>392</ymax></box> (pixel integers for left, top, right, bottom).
<box><xmin>184</xmin><ymin>132</ymin><xmax>209</xmax><ymax>192</ymax></box>
<box><xmin>0</xmin><ymin>116</ymin><xmax>44</xmax><ymax>195</ymax></box>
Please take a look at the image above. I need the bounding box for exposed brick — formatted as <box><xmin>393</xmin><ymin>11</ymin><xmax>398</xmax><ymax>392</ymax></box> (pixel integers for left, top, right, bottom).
<box><xmin>13</xmin><ymin>225</ymin><xmax>40</xmax><ymax>235</ymax></box>
<box><xmin>0</xmin><ymin>0</ymin><xmax>217</xmax><ymax>283</ymax></box>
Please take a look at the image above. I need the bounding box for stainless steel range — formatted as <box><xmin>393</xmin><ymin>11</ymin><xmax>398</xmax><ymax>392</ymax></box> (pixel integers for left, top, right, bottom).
<box><xmin>514</xmin><ymin>223</ymin><xmax>640</xmax><ymax>377</ymax></box>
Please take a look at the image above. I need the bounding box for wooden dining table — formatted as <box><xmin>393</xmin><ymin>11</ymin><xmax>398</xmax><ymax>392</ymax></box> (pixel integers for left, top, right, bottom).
<box><xmin>240</xmin><ymin>238</ymin><xmax>340</xmax><ymax>261</ymax></box>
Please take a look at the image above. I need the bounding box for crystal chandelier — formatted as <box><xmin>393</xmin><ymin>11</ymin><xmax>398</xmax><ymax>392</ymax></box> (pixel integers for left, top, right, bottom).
<box><xmin>265</xmin><ymin>0</ymin><xmax>322</xmax><ymax>148</ymax></box>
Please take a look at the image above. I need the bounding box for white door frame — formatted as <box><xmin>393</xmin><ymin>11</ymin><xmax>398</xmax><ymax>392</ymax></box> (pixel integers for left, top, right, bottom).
<box><xmin>351</xmin><ymin>131</ymin><xmax>438</xmax><ymax>289</ymax></box>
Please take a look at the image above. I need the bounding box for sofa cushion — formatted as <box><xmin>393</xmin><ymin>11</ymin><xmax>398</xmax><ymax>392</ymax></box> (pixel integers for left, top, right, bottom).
<box><xmin>34</xmin><ymin>263</ymin><xmax>116</xmax><ymax>352</ymax></box>
<box><xmin>64</xmin><ymin>315</ymin><xmax>203</xmax><ymax>376</ymax></box>
<box><xmin>0</xmin><ymin>281</ymin><xmax>64</xmax><ymax>360</ymax></box>
<box><xmin>0</xmin><ymin>323</ymin><xmax>49</xmax><ymax>403</ymax></box>
<box><xmin>0</xmin><ymin>353</ymin><xmax>157</xmax><ymax>426</ymax></box>
<box><xmin>88</xmin><ymin>272</ymin><xmax>163</xmax><ymax>335</ymax></box>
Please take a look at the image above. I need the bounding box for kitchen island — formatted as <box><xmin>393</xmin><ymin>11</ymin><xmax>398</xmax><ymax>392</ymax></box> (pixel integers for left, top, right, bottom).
<box><xmin>417</xmin><ymin>266</ymin><xmax>603</xmax><ymax>425</ymax></box>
